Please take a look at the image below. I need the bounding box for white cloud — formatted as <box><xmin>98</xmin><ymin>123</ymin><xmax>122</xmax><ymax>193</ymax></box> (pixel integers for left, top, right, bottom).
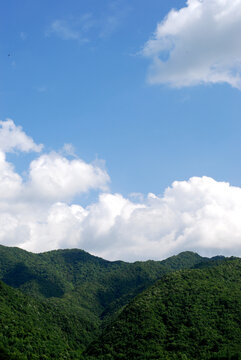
<box><xmin>0</xmin><ymin>151</ymin><xmax>22</xmax><ymax>199</ymax></box>
<box><xmin>142</xmin><ymin>0</ymin><xmax>241</xmax><ymax>88</ymax></box>
<box><xmin>0</xmin><ymin>119</ymin><xmax>43</xmax><ymax>153</ymax></box>
<box><xmin>1</xmin><ymin>120</ymin><xmax>241</xmax><ymax>261</ymax></box>
<box><xmin>76</xmin><ymin>176</ymin><xmax>241</xmax><ymax>261</ymax></box>
<box><xmin>28</xmin><ymin>152</ymin><xmax>110</xmax><ymax>201</ymax></box>
<box><xmin>0</xmin><ymin>119</ymin><xmax>110</xmax><ymax>248</ymax></box>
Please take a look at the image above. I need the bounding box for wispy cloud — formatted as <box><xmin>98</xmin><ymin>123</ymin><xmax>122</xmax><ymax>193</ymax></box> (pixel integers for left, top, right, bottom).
<box><xmin>61</xmin><ymin>143</ymin><xmax>77</xmax><ymax>158</ymax></box>
<box><xmin>99</xmin><ymin>15</ymin><xmax>120</xmax><ymax>39</ymax></box>
<box><xmin>36</xmin><ymin>86</ymin><xmax>47</xmax><ymax>93</ymax></box>
<box><xmin>46</xmin><ymin>14</ymin><xmax>93</xmax><ymax>43</ymax></box>
<box><xmin>48</xmin><ymin>20</ymin><xmax>81</xmax><ymax>40</ymax></box>
<box><xmin>99</xmin><ymin>0</ymin><xmax>130</xmax><ymax>38</ymax></box>
<box><xmin>46</xmin><ymin>1</ymin><xmax>130</xmax><ymax>43</ymax></box>
<box><xmin>20</xmin><ymin>32</ymin><xmax>27</xmax><ymax>41</ymax></box>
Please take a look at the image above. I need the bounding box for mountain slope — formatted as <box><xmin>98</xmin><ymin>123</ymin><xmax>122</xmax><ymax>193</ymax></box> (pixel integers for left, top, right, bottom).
<box><xmin>0</xmin><ymin>245</ymin><xmax>211</xmax><ymax>357</ymax></box>
<box><xmin>85</xmin><ymin>259</ymin><xmax>241</xmax><ymax>360</ymax></box>
<box><xmin>0</xmin><ymin>245</ymin><xmax>207</xmax><ymax>324</ymax></box>
<box><xmin>0</xmin><ymin>280</ymin><xmax>89</xmax><ymax>359</ymax></box>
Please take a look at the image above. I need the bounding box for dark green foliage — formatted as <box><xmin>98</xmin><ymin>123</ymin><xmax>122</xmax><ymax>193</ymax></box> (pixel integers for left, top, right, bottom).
<box><xmin>86</xmin><ymin>259</ymin><xmax>241</xmax><ymax>359</ymax></box>
<box><xmin>0</xmin><ymin>280</ymin><xmax>92</xmax><ymax>359</ymax></box>
<box><xmin>1</xmin><ymin>244</ymin><xmax>239</xmax><ymax>359</ymax></box>
<box><xmin>0</xmin><ymin>345</ymin><xmax>21</xmax><ymax>359</ymax></box>
<box><xmin>0</xmin><ymin>246</ymin><xmax>205</xmax><ymax>324</ymax></box>
<box><xmin>0</xmin><ymin>245</ymin><xmax>208</xmax><ymax>359</ymax></box>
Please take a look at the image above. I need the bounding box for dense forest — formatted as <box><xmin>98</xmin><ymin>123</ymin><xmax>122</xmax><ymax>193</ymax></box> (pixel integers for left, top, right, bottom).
<box><xmin>85</xmin><ymin>259</ymin><xmax>241</xmax><ymax>359</ymax></box>
<box><xmin>0</xmin><ymin>245</ymin><xmax>240</xmax><ymax>359</ymax></box>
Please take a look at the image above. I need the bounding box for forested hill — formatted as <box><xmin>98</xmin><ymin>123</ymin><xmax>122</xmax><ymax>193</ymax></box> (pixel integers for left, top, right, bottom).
<box><xmin>0</xmin><ymin>245</ymin><xmax>206</xmax><ymax>300</ymax></box>
<box><xmin>0</xmin><ymin>244</ymin><xmax>236</xmax><ymax>359</ymax></box>
<box><xmin>85</xmin><ymin>258</ymin><xmax>241</xmax><ymax>360</ymax></box>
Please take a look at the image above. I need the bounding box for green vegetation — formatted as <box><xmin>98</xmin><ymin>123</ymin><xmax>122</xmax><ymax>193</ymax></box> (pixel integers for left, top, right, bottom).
<box><xmin>0</xmin><ymin>245</ymin><xmax>206</xmax><ymax>339</ymax></box>
<box><xmin>85</xmin><ymin>259</ymin><xmax>241</xmax><ymax>359</ymax></box>
<box><xmin>0</xmin><ymin>244</ymin><xmax>240</xmax><ymax>359</ymax></box>
<box><xmin>0</xmin><ymin>280</ymin><xmax>86</xmax><ymax>359</ymax></box>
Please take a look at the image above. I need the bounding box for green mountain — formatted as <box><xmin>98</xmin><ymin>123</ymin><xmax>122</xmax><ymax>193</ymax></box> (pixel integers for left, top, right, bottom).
<box><xmin>85</xmin><ymin>258</ymin><xmax>241</xmax><ymax>360</ymax></box>
<box><xmin>0</xmin><ymin>245</ymin><xmax>209</xmax><ymax>358</ymax></box>
<box><xmin>0</xmin><ymin>280</ymin><xmax>86</xmax><ymax>360</ymax></box>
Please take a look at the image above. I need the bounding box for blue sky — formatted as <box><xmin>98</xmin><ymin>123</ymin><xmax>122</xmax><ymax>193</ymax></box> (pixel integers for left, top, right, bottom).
<box><xmin>1</xmin><ymin>0</ymin><xmax>241</xmax><ymax>260</ymax></box>
<box><xmin>2</xmin><ymin>0</ymin><xmax>241</xmax><ymax>195</ymax></box>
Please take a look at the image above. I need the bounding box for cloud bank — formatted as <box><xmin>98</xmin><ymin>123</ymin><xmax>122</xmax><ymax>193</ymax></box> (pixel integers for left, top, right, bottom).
<box><xmin>142</xmin><ymin>0</ymin><xmax>241</xmax><ymax>89</ymax></box>
<box><xmin>1</xmin><ymin>120</ymin><xmax>241</xmax><ymax>261</ymax></box>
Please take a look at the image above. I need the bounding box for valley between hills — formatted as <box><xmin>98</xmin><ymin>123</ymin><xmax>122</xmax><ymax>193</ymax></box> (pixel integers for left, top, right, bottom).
<box><xmin>0</xmin><ymin>244</ymin><xmax>240</xmax><ymax>359</ymax></box>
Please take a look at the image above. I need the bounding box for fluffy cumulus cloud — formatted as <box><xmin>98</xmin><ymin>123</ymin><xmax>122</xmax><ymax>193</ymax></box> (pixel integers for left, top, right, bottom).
<box><xmin>1</xmin><ymin>119</ymin><xmax>241</xmax><ymax>261</ymax></box>
<box><xmin>28</xmin><ymin>152</ymin><xmax>109</xmax><ymax>201</ymax></box>
<box><xmin>80</xmin><ymin>177</ymin><xmax>241</xmax><ymax>261</ymax></box>
<box><xmin>0</xmin><ymin>119</ymin><xmax>43</xmax><ymax>153</ymax></box>
<box><xmin>142</xmin><ymin>0</ymin><xmax>241</xmax><ymax>88</ymax></box>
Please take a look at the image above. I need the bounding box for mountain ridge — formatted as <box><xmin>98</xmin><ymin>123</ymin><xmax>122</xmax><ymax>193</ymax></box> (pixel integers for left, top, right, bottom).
<box><xmin>0</xmin><ymin>244</ymin><xmax>237</xmax><ymax>359</ymax></box>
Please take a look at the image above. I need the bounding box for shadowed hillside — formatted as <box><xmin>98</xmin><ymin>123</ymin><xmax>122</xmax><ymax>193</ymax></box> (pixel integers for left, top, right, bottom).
<box><xmin>0</xmin><ymin>245</ymin><xmax>233</xmax><ymax>359</ymax></box>
<box><xmin>85</xmin><ymin>259</ymin><xmax>241</xmax><ymax>360</ymax></box>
